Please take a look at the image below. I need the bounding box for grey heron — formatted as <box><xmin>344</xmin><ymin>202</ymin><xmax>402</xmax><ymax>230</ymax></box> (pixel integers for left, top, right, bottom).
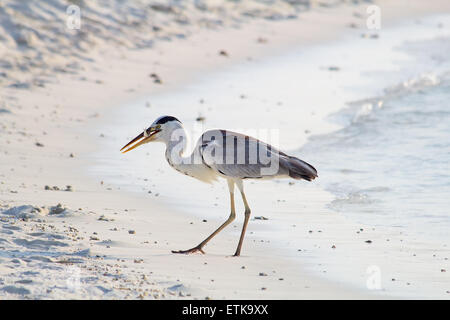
<box><xmin>120</xmin><ymin>116</ymin><xmax>318</xmax><ymax>256</ymax></box>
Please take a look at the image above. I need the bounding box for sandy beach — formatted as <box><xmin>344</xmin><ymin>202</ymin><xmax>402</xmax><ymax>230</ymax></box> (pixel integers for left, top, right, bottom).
<box><xmin>1</xmin><ymin>0</ymin><xmax>449</xmax><ymax>299</ymax></box>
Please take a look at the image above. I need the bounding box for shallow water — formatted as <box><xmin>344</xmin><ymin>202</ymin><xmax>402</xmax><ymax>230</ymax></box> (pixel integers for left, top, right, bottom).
<box><xmin>301</xmin><ymin>77</ymin><xmax>450</xmax><ymax>241</ymax></box>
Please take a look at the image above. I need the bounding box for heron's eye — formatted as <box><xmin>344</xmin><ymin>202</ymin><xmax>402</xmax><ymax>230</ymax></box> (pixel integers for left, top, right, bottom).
<box><xmin>144</xmin><ymin>128</ymin><xmax>150</xmax><ymax>137</ymax></box>
<box><xmin>156</xmin><ymin>124</ymin><xmax>161</xmax><ymax>130</ymax></box>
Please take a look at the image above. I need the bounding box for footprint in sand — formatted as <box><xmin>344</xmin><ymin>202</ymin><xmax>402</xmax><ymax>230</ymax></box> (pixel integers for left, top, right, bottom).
<box><xmin>13</xmin><ymin>239</ymin><xmax>69</xmax><ymax>250</ymax></box>
<box><xmin>1</xmin><ymin>285</ymin><xmax>31</xmax><ymax>295</ymax></box>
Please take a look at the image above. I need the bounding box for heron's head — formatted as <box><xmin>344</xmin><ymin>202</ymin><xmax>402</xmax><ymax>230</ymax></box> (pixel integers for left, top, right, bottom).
<box><xmin>120</xmin><ymin>116</ymin><xmax>182</xmax><ymax>153</ymax></box>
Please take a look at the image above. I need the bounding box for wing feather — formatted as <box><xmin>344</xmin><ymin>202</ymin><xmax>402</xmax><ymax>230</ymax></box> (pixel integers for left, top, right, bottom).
<box><xmin>197</xmin><ymin>130</ymin><xmax>289</xmax><ymax>179</ymax></box>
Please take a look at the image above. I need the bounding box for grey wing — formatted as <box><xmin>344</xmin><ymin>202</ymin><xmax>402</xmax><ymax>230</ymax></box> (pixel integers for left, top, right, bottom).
<box><xmin>197</xmin><ymin>130</ymin><xmax>317</xmax><ymax>180</ymax></box>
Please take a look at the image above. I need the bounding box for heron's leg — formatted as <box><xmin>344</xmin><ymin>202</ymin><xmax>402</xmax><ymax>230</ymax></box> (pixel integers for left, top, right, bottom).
<box><xmin>172</xmin><ymin>180</ymin><xmax>236</xmax><ymax>254</ymax></box>
<box><xmin>234</xmin><ymin>180</ymin><xmax>251</xmax><ymax>257</ymax></box>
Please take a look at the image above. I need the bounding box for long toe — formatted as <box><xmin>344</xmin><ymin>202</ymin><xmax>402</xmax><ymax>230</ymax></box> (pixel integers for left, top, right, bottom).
<box><xmin>171</xmin><ymin>247</ymin><xmax>205</xmax><ymax>255</ymax></box>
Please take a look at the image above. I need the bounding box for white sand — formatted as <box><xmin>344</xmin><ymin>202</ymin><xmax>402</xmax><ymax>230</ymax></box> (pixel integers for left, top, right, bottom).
<box><xmin>1</xmin><ymin>0</ymin><xmax>449</xmax><ymax>299</ymax></box>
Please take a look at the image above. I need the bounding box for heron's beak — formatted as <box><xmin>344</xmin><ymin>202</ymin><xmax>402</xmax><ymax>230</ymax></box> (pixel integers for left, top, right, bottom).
<box><xmin>120</xmin><ymin>127</ymin><xmax>159</xmax><ymax>154</ymax></box>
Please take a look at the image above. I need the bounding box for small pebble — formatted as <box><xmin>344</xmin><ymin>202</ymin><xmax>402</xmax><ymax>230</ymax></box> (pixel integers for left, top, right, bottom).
<box><xmin>254</xmin><ymin>216</ymin><xmax>268</xmax><ymax>220</ymax></box>
<box><xmin>257</xmin><ymin>37</ymin><xmax>268</xmax><ymax>43</ymax></box>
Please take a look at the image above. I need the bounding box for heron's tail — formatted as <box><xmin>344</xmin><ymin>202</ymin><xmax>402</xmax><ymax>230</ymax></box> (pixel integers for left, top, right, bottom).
<box><xmin>285</xmin><ymin>156</ymin><xmax>318</xmax><ymax>181</ymax></box>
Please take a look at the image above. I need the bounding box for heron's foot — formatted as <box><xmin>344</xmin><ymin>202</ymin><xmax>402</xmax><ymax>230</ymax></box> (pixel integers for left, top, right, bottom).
<box><xmin>233</xmin><ymin>251</ymin><xmax>241</xmax><ymax>257</ymax></box>
<box><xmin>171</xmin><ymin>246</ymin><xmax>205</xmax><ymax>255</ymax></box>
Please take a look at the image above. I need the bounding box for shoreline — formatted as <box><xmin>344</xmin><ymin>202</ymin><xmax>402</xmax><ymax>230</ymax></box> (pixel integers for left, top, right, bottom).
<box><xmin>96</xmin><ymin>10</ymin><xmax>450</xmax><ymax>298</ymax></box>
<box><xmin>1</xmin><ymin>0</ymin><xmax>450</xmax><ymax>299</ymax></box>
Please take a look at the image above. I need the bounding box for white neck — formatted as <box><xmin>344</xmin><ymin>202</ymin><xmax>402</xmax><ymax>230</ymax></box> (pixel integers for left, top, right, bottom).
<box><xmin>161</xmin><ymin>123</ymin><xmax>216</xmax><ymax>183</ymax></box>
<box><xmin>161</xmin><ymin>123</ymin><xmax>192</xmax><ymax>169</ymax></box>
